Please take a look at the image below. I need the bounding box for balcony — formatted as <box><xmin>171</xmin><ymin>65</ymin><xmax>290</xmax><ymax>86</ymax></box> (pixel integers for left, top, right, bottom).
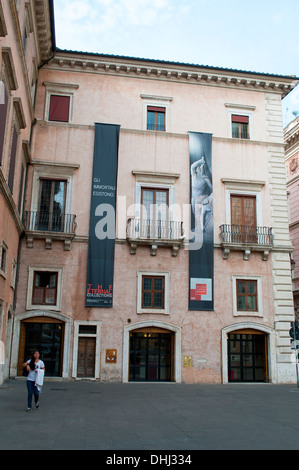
<box><xmin>127</xmin><ymin>218</ymin><xmax>185</xmax><ymax>256</ymax></box>
<box><xmin>219</xmin><ymin>224</ymin><xmax>273</xmax><ymax>260</ymax></box>
<box><xmin>23</xmin><ymin>211</ymin><xmax>77</xmax><ymax>250</ymax></box>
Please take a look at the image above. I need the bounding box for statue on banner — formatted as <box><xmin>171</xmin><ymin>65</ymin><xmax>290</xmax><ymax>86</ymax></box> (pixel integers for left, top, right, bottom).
<box><xmin>190</xmin><ymin>156</ymin><xmax>213</xmax><ymax>238</ymax></box>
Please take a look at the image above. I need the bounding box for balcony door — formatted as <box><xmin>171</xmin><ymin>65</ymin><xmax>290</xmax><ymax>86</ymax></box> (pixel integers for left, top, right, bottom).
<box><xmin>231</xmin><ymin>195</ymin><xmax>257</xmax><ymax>243</ymax></box>
<box><xmin>38</xmin><ymin>179</ymin><xmax>67</xmax><ymax>232</ymax></box>
<box><xmin>141</xmin><ymin>188</ymin><xmax>169</xmax><ymax>238</ymax></box>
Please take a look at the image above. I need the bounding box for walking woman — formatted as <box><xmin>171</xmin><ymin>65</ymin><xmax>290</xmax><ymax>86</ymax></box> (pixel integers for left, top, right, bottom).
<box><xmin>22</xmin><ymin>350</ymin><xmax>45</xmax><ymax>412</ymax></box>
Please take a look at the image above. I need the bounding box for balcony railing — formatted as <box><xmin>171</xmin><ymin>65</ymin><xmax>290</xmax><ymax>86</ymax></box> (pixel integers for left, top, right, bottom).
<box><xmin>127</xmin><ymin>218</ymin><xmax>184</xmax><ymax>256</ymax></box>
<box><xmin>23</xmin><ymin>211</ymin><xmax>77</xmax><ymax>235</ymax></box>
<box><xmin>219</xmin><ymin>224</ymin><xmax>273</xmax><ymax>246</ymax></box>
<box><xmin>127</xmin><ymin>218</ymin><xmax>184</xmax><ymax>240</ymax></box>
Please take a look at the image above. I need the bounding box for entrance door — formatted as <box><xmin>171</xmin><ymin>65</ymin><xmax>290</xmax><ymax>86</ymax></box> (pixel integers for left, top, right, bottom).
<box><xmin>129</xmin><ymin>331</ymin><xmax>173</xmax><ymax>382</ymax></box>
<box><xmin>77</xmin><ymin>337</ymin><xmax>96</xmax><ymax>378</ymax></box>
<box><xmin>228</xmin><ymin>333</ymin><xmax>268</xmax><ymax>382</ymax></box>
<box><xmin>24</xmin><ymin>322</ymin><xmax>63</xmax><ymax>376</ymax></box>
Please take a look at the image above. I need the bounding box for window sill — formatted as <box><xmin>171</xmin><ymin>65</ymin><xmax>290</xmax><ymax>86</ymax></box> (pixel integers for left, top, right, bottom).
<box><xmin>26</xmin><ymin>304</ymin><xmax>61</xmax><ymax>312</ymax></box>
<box><xmin>233</xmin><ymin>310</ymin><xmax>263</xmax><ymax>318</ymax></box>
<box><xmin>137</xmin><ymin>310</ymin><xmax>169</xmax><ymax>315</ymax></box>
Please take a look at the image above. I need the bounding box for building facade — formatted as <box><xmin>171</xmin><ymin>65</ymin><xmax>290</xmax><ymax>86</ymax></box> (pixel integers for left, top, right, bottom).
<box><xmin>2</xmin><ymin>1</ymin><xmax>299</xmax><ymax>385</ymax></box>
<box><xmin>7</xmin><ymin>45</ymin><xmax>298</xmax><ymax>384</ymax></box>
<box><xmin>0</xmin><ymin>0</ymin><xmax>54</xmax><ymax>384</ymax></box>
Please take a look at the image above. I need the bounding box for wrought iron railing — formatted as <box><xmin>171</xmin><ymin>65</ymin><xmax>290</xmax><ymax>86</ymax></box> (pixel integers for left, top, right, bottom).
<box><xmin>23</xmin><ymin>211</ymin><xmax>77</xmax><ymax>234</ymax></box>
<box><xmin>127</xmin><ymin>218</ymin><xmax>184</xmax><ymax>241</ymax></box>
<box><xmin>219</xmin><ymin>224</ymin><xmax>273</xmax><ymax>246</ymax></box>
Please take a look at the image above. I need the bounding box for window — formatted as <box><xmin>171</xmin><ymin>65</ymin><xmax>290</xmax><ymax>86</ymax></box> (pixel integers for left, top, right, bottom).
<box><xmin>231</xmin><ymin>195</ymin><xmax>256</xmax><ymax>225</ymax></box>
<box><xmin>78</xmin><ymin>325</ymin><xmax>97</xmax><ymax>335</ymax></box>
<box><xmin>37</xmin><ymin>178</ymin><xmax>67</xmax><ymax>231</ymax></box>
<box><xmin>32</xmin><ymin>271</ymin><xmax>58</xmax><ymax>306</ymax></box>
<box><xmin>232</xmin><ymin>115</ymin><xmax>249</xmax><ymax>139</ymax></box>
<box><xmin>0</xmin><ymin>242</ymin><xmax>7</xmax><ymax>275</ymax></box>
<box><xmin>231</xmin><ymin>194</ymin><xmax>257</xmax><ymax>243</ymax></box>
<box><xmin>27</xmin><ymin>267</ymin><xmax>63</xmax><ymax>311</ymax></box>
<box><xmin>0</xmin><ymin>82</ymin><xmax>9</xmax><ymax>165</ymax></box>
<box><xmin>236</xmin><ymin>280</ymin><xmax>257</xmax><ymax>311</ymax></box>
<box><xmin>147</xmin><ymin>106</ymin><xmax>165</xmax><ymax>131</ymax></box>
<box><xmin>44</xmin><ymin>82</ymin><xmax>79</xmax><ymax>124</ymax></box>
<box><xmin>17</xmin><ymin>160</ymin><xmax>25</xmax><ymax>214</ymax></box>
<box><xmin>48</xmin><ymin>95</ymin><xmax>71</xmax><ymax>122</ymax></box>
<box><xmin>11</xmin><ymin>259</ymin><xmax>16</xmax><ymax>289</ymax></box>
<box><xmin>8</xmin><ymin>125</ymin><xmax>18</xmax><ymax>192</ymax></box>
<box><xmin>140</xmin><ymin>187</ymin><xmax>169</xmax><ymax>237</ymax></box>
<box><xmin>142</xmin><ymin>276</ymin><xmax>165</xmax><ymax>309</ymax></box>
<box><xmin>137</xmin><ymin>271</ymin><xmax>169</xmax><ymax>314</ymax></box>
<box><xmin>232</xmin><ymin>275</ymin><xmax>263</xmax><ymax>317</ymax></box>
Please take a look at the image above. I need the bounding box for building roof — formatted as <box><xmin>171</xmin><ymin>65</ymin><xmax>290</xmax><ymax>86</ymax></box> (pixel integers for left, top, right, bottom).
<box><xmin>55</xmin><ymin>47</ymin><xmax>299</xmax><ymax>82</ymax></box>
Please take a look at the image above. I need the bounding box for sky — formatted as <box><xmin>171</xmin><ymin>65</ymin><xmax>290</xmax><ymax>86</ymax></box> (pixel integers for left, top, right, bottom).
<box><xmin>53</xmin><ymin>0</ymin><xmax>299</xmax><ymax>127</ymax></box>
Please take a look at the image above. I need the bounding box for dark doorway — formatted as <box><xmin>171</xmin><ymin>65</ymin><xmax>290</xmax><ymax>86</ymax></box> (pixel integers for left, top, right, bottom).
<box><xmin>24</xmin><ymin>322</ymin><xmax>64</xmax><ymax>377</ymax></box>
<box><xmin>129</xmin><ymin>331</ymin><xmax>173</xmax><ymax>382</ymax></box>
<box><xmin>228</xmin><ymin>332</ymin><xmax>268</xmax><ymax>382</ymax></box>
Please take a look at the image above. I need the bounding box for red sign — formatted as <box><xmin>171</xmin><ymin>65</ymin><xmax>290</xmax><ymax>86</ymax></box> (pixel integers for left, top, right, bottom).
<box><xmin>190</xmin><ymin>283</ymin><xmax>207</xmax><ymax>301</ymax></box>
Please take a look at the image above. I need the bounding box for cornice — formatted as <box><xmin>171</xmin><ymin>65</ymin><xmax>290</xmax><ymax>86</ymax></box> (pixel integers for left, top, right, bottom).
<box><xmin>33</xmin><ymin>0</ymin><xmax>54</xmax><ymax>63</ymax></box>
<box><xmin>45</xmin><ymin>52</ymin><xmax>298</xmax><ymax>98</ymax></box>
<box><xmin>284</xmin><ymin>118</ymin><xmax>299</xmax><ymax>152</ymax></box>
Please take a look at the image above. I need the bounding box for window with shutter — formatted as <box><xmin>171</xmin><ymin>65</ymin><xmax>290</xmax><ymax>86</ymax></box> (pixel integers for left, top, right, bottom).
<box><xmin>232</xmin><ymin>115</ymin><xmax>249</xmax><ymax>139</ymax></box>
<box><xmin>231</xmin><ymin>195</ymin><xmax>257</xmax><ymax>243</ymax></box>
<box><xmin>32</xmin><ymin>271</ymin><xmax>58</xmax><ymax>306</ymax></box>
<box><xmin>147</xmin><ymin>106</ymin><xmax>166</xmax><ymax>131</ymax></box>
<box><xmin>0</xmin><ymin>83</ymin><xmax>8</xmax><ymax>165</ymax></box>
<box><xmin>8</xmin><ymin>125</ymin><xmax>18</xmax><ymax>192</ymax></box>
<box><xmin>49</xmin><ymin>95</ymin><xmax>70</xmax><ymax>122</ymax></box>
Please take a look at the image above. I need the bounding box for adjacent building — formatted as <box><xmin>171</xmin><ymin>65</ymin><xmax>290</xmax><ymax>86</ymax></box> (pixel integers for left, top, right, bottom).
<box><xmin>1</xmin><ymin>0</ymin><xmax>299</xmax><ymax>385</ymax></box>
<box><xmin>0</xmin><ymin>0</ymin><xmax>55</xmax><ymax>384</ymax></box>
<box><xmin>285</xmin><ymin>116</ymin><xmax>299</xmax><ymax>319</ymax></box>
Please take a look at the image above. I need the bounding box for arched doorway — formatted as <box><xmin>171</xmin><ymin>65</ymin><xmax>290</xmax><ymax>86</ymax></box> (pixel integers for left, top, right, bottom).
<box><xmin>17</xmin><ymin>316</ymin><xmax>65</xmax><ymax>377</ymax></box>
<box><xmin>123</xmin><ymin>321</ymin><xmax>182</xmax><ymax>383</ymax></box>
<box><xmin>221</xmin><ymin>323</ymin><xmax>276</xmax><ymax>384</ymax></box>
<box><xmin>129</xmin><ymin>327</ymin><xmax>174</xmax><ymax>382</ymax></box>
<box><xmin>227</xmin><ymin>329</ymin><xmax>268</xmax><ymax>382</ymax></box>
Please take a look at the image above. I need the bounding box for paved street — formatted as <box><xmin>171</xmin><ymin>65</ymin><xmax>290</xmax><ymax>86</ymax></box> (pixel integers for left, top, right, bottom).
<box><xmin>1</xmin><ymin>379</ymin><xmax>299</xmax><ymax>451</ymax></box>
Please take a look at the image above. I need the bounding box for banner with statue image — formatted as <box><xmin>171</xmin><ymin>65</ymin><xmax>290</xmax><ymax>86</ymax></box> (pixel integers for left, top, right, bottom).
<box><xmin>189</xmin><ymin>131</ymin><xmax>214</xmax><ymax>311</ymax></box>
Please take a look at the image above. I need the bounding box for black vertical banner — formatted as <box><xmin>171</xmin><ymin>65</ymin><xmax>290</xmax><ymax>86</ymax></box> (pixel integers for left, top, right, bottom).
<box><xmin>189</xmin><ymin>131</ymin><xmax>214</xmax><ymax>311</ymax></box>
<box><xmin>85</xmin><ymin>123</ymin><xmax>120</xmax><ymax>308</ymax></box>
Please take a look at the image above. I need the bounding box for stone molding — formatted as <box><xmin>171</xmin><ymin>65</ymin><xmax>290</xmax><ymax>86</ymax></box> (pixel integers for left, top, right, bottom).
<box><xmin>46</xmin><ymin>52</ymin><xmax>298</xmax><ymax>98</ymax></box>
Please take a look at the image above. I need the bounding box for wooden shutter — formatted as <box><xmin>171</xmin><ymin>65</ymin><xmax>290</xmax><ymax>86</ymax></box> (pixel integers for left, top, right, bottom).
<box><xmin>232</xmin><ymin>115</ymin><xmax>249</xmax><ymax>124</ymax></box>
<box><xmin>231</xmin><ymin>195</ymin><xmax>257</xmax><ymax>243</ymax></box>
<box><xmin>49</xmin><ymin>95</ymin><xmax>70</xmax><ymax>122</ymax></box>
<box><xmin>231</xmin><ymin>195</ymin><xmax>256</xmax><ymax>226</ymax></box>
<box><xmin>8</xmin><ymin>126</ymin><xmax>18</xmax><ymax>192</ymax></box>
<box><xmin>0</xmin><ymin>85</ymin><xmax>8</xmax><ymax>164</ymax></box>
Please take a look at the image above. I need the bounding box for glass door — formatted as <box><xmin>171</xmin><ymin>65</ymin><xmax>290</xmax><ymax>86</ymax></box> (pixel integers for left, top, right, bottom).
<box><xmin>24</xmin><ymin>323</ymin><xmax>64</xmax><ymax>376</ymax></box>
<box><xmin>129</xmin><ymin>332</ymin><xmax>173</xmax><ymax>382</ymax></box>
<box><xmin>228</xmin><ymin>333</ymin><xmax>267</xmax><ymax>382</ymax></box>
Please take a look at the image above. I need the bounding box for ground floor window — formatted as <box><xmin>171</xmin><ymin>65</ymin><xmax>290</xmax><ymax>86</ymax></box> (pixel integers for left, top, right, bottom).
<box><xmin>228</xmin><ymin>331</ymin><xmax>268</xmax><ymax>383</ymax></box>
<box><xmin>129</xmin><ymin>329</ymin><xmax>174</xmax><ymax>382</ymax></box>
